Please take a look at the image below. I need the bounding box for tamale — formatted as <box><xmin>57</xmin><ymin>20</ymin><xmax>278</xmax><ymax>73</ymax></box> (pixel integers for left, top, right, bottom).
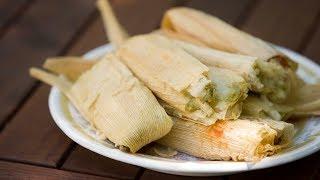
<box><xmin>169</xmin><ymin>39</ymin><xmax>263</xmax><ymax>92</ymax></box>
<box><xmin>158</xmin><ymin>117</ymin><xmax>294</xmax><ymax>161</ymax></box>
<box><xmin>161</xmin><ymin>7</ymin><xmax>297</xmax><ymax>70</ymax></box>
<box><xmin>30</xmin><ymin>54</ymin><xmax>173</xmax><ymax>153</ymax></box>
<box><xmin>161</xmin><ymin>7</ymin><xmax>300</xmax><ymax>102</ymax></box>
<box><xmin>118</xmin><ymin>34</ymin><xmax>245</xmax><ymax>125</ymax></box>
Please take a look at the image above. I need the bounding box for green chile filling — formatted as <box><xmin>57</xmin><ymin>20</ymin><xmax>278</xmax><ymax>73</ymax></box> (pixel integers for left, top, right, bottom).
<box><xmin>256</xmin><ymin>59</ymin><xmax>290</xmax><ymax>102</ymax></box>
<box><xmin>201</xmin><ymin>83</ymin><xmax>217</xmax><ymax>108</ymax></box>
<box><xmin>184</xmin><ymin>83</ymin><xmax>217</xmax><ymax>112</ymax></box>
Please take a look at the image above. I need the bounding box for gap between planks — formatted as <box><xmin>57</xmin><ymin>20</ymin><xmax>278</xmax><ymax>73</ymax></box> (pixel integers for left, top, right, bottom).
<box><xmin>0</xmin><ymin>0</ymin><xmax>36</xmax><ymax>39</ymax></box>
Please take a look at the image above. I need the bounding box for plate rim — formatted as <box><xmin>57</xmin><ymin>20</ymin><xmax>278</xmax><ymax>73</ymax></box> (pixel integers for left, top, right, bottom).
<box><xmin>48</xmin><ymin>44</ymin><xmax>320</xmax><ymax>176</ymax></box>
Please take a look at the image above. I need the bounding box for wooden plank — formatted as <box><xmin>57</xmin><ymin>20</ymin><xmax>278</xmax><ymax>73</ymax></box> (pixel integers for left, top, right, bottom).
<box><xmin>241</xmin><ymin>0</ymin><xmax>320</xmax><ymax>51</ymax></box>
<box><xmin>0</xmin><ymin>160</ymin><xmax>113</xmax><ymax>180</ymax></box>
<box><xmin>140</xmin><ymin>170</ymin><xmax>223</xmax><ymax>180</ymax></box>
<box><xmin>0</xmin><ymin>0</ymin><xmax>96</xmax><ymax>126</ymax></box>
<box><xmin>303</xmin><ymin>22</ymin><xmax>320</xmax><ymax>63</ymax></box>
<box><xmin>111</xmin><ymin>0</ymin><xmax>174</xmax><ymax>35</ymax></box>
<box><xmin>229</xmin><ymin>151</ymin><xmax>320</xmax><ymax>180</ymax></box>
<box><xmin>62</xmin><ymin>146</ymin><xmax>140</xmax><ymax>180</ymax></box>
<box><xmin>67</xmin><ymin>17</ymin><xmax>106</xmax><ymax>56</ymax></box>
<box><xmin>186</xmin><ymin>0</ymin><xmax>253</xmax><ymax>25</ymax></box>
<box><xmin>0</xmin><ymin>85</ymin><xmax>72</xmax><ymax>167</ymax></box>
<box><xmin>0</xmin><ymin>0</ymin><xmax>31</xmax><ymax>28</ymax></box>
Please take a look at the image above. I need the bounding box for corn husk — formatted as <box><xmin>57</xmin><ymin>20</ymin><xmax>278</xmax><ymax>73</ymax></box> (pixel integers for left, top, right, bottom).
<box><xmin>158</xmin><ymin>117</ymin><xmax>293</xmax><ymax>161</ymax></box>
<box><xmin>43</xmin><ymin>57</ymin><xmax>97</xmax><ymax>81</ymax></box>
<box><xmin>161</xmin><ymin>7</ymin><xmax>297</xmax><ymax>70</ymax></box>
<box><xmin>30</xmin><ymin>54</ymin><xmax>173</xmax><ymax>153</ymax></box>
<box><xmin>168</xmin><ymin>39</ymin><xmax>263</xmax><ymax>92</ymax></box>
<box><xmin>242</xmin><ymin>95</ymin><xmax>293</xmax><ymax>121</ymax></box>
<box><xmin>117</xmin><ymin>34</ymin><xmax>246</xmax><ymax>125</ymax></box>
<box><xmin>96</xmin><ymin>0</ymin><xmax>129</xmax><ymax>46</ymax></box>
<box><xmin>286</xmin><ymin>83</ymin><xmax>320</xmax><ymax>116</ymax></box>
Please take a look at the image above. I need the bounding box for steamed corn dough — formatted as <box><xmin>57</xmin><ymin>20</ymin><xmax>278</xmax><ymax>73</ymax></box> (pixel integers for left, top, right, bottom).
<box><xmin>158</xmin><ymin>117</ymin><xmax>294</xmax><ymax>161</ymax></box>
<box><xmin>118</xmin><ymin>34</ymin><xmax>249</xmax><ymax>125</ymax></box>
<box><xmin>161</xmin><ymin>7</ymin><xmax>299</xmax><ymax>103</ymax></box>
<box><xmin>31</xmin><ymin>54</ymin><xmax>173</xmax><ymax>153</ymax></box>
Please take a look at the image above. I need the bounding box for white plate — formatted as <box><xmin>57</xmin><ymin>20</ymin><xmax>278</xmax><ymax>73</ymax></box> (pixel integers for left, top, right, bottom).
<box><xmin>49</xmin><ymin>44</ymin><xmax>320</xmax><ymax>176</ymax></box>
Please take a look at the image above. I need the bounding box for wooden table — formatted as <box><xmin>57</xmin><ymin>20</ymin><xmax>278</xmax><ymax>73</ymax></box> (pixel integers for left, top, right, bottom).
<box><xmin>0</xmin><ymin>0</ymin><xmax>320</xmax><ymax>179</ymax></box>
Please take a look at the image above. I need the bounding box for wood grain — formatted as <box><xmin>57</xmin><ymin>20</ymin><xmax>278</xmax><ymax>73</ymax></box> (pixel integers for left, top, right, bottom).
<box><xmin>62</xmin><ymin>146</ymin><xmax>140</xmax><ymax>180</ymax></box>
<box><xmin>0</xmin><ymin>0</ymin><xmax>31</xmax><ymax>28</ymax></box>
<box><xmin>0</xmin><ymin>0</ymin><xmax>96</xmax><ymax>126</ymax></box>
<box><xmin>0</xmin><ymin>160</ymin><xmax>113</xmax><ymax>180</ymax></box>
<box><xmin>0</xmin><ymin>85</ymin><xmax>72</xmax><ymax>167</ymax></box>
<box><xmin>241</xmin><ymin>0</ymin><xmax>320</xmax><ymax>51</ymax></box>
<box><xmin>110</xmin><ymin>0</ymin><xmax>174</xmax><ymax>35</ymax></box>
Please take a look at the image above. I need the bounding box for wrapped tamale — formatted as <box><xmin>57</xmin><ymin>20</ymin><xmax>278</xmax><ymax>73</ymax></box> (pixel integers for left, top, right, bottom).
<box><xmin>161</xmin><ymin>7</ymin><xmax>297</xmax><ymax>70</ymax></box>
<box><xmin>117</xmin><ymin>34</ymin><xmax>248</xmax><ymax>125</ymax></box>
<box><xmin>30</xmin><ymin>54</ymin><xmax>173</xmax><ymax>153</ymax></box>
<box><xmin>158</xmin><ymin>117</ymin><xmax>294</xmax><ymax>161</ymax></box>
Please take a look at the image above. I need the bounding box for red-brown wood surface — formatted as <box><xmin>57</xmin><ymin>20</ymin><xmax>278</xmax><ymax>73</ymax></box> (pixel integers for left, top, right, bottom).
<box><xmin>0</xmin><ymin>0</ymin><xmax>320</xmax><ymax>179</ymax></box>
<box><xmin>241</xmin><ymin>0</ymin><xmax>320</xmax><ymax>51</ymax></box>
<box><xmin>0</xmin><ymin>85</ymin><xmax>72</xmax><ymax>167</ymax></box>
<box><xmin>62</xmin><ymin>146</ymin><xmax>140</xmax><ymax>179</ymax></box>
<box><xmin>0</xmin><ymin>0</ymin><xmax>96</xmax><ymax>126</ymax></box>
<box><xmin>0</xmin><ymin>0</ymin><xmax>31</xmax><ymax>29</ymax></box>
<box><xmin>0</xmin><ymin>161</ymin><xmax>114</xmax><ymax>180</ymax></box>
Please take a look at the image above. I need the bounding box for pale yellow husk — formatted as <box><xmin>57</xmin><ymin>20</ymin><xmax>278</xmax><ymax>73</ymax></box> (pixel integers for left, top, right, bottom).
<box><xmin>158</xmin><ymin>117</ymin><xmax>294</xmax><ymax>161</ymax></box>
<box><xmin>167</xmin><ymin>38</ymin><xmax>263</xmax><ymax>92</ymax></box>
<box><xmin>242</xmin><ymin>96</ymin><xmax>293</xmax><ymax>121</ymax></box>
<box><xmin>161</xmin><ymin>7</ymin><xmax>297</xmax><ymax>69</ymax></box>
<box><xmin>30</xmin><ymin>54</ymin><xmax>173</xmax><ymax>153</ymax></box>
<box><xmin>44</xmin><ymin>57</ymin><xmax>97</xmax><ymax>81</ymax></box>
<box><xmin>96</xmin><ymin>0</ymin><xmax>129</xmax><ymax>46</ymax></box>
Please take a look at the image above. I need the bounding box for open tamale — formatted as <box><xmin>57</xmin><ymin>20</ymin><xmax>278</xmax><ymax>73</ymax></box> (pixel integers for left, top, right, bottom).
<box><xmin>117</xmin><ymin>34</ymin><xmax>249</xmax><ymax>125</ymax></box>
<box><xmin>30</xmin><ymin>54</ymin><xmax>173</xmax><ymax>153</ymax></box>
<box><xmin>161</xmin><ymin>7</ymin><xmax>300</xmax><ymax>103</ymax></box>
<box><xmin>158</xmin><ymin>117</ymin><xmax>294</xmax><ymax>161</ymax></box>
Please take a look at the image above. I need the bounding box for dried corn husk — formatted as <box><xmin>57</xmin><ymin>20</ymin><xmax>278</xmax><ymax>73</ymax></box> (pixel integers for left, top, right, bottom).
<box><xmin>44</xmin><ymin>57</ymin><xmax>97</xmax><ymax>81</ymax></box>
<box><xmin>118</xmin><ymin>34</ymin><xmax>245</xmax><ymax>125</ymax></box>
<box><xmin>30</xmin><ymin>54</ymin><xmax>173</xmax><ymax>153</ymax></box>
<box><xmin>242</xmin><ymin>95</ymin><xmax>293</xmax><ymax>121</ymax></box>
<box><xmin>168</xmin><ymin>39</ymin><xmax>263</xmax><ymax>92</ymax></box>
<box><xmin>96</xmin><ymin>0</ymin><xmax>129</xmax><ymax>46</ymax></box>
<box><xmin>161</xmin><ymin>7</ymin><xmax>297</xmax><ymax>70</ymax></box>
<box><xmin>157</xmin><ymin>117</ymin><xmax>294</xmax><ymax>161</ymax></box>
